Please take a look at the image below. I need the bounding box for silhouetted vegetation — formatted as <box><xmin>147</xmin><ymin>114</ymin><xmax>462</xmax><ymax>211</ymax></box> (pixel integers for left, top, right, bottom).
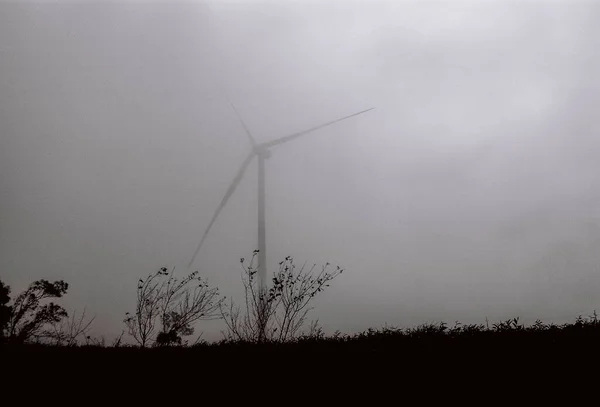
<box><xmin>5</xmin><ymin>312</ymin><xmax>600</xmax><ymax>357</ymax></box>
<box><xmin>43</xmin><ymin>308</ymin><xmax>95</xmax><ymax>346</ymax></box>
<box><xmin>0</xmin><ymin>280</ymin><xmax>11</xmax><ymax>341</ymax></box>
<box><xmin>220</xmin><ymin>251</ymin><xmax>342</xmax><ymax>343</ymax></box>
<box><xmin>123</xmin><ymin>267</ymin><xmax>223</xmax><ymax>347</ymax></box>
<box><xmin>1</xmin><ymin>279</ymin><xmax>70</xmax><ymax>344</ymax></box>
<box><xmin>3</xmin><ymin>259</ymin><xmax>600</xmax><ymax>365</ymax></box>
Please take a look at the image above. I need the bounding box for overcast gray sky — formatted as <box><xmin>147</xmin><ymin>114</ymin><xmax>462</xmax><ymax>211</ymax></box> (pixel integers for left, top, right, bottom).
<box><xmin>1</xmin><ymin>0</ymin><xmax>599</xmax><ymax>341</ymax></box>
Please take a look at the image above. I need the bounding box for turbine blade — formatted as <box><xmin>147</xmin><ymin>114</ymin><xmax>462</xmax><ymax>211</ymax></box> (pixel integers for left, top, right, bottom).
<box><xmin>187</xmin><ymin>152</ymin><xmax>255</xmax><ymax>269</ymax></box>
<box><xmin>230</xmin><ymin>102</ymin><xmax>257</xmax><ymax>147</ymax></box>
<box><xmin>259</xmin><ymin>108</ymin><xmax>374</xmax><ymax>149</ymax></box>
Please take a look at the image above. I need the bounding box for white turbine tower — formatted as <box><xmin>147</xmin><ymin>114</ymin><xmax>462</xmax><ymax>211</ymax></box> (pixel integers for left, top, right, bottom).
<box><xmin>187</xmin><ymin>104</ymin><xmax>374</xmax><ymax>289</ymax></box>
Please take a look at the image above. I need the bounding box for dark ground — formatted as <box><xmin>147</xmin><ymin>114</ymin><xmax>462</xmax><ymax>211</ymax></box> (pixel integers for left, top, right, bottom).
<box><xmin>3</xmin><ymin>316</ymin><xmax>599</xmax><ymax>385</ymax></box>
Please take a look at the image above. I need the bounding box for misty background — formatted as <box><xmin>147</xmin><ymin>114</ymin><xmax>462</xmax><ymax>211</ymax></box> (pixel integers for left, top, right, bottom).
<box><xmin>1</xmin><ymin>0</ymin><xmax>599</xmax><ymax>341</ymax></box>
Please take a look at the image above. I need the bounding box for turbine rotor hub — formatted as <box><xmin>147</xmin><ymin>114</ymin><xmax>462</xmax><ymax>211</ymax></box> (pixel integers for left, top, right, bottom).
<box><xmin>255</xmin><ymin>147</ymin><xmax>272</xmax><ymax>159</ymax></box>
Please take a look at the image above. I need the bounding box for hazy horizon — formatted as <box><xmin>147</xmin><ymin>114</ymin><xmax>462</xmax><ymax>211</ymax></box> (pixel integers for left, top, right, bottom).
<box><xmin>2</xmin><ymin>0</ymin><xmax>599</xmax><ymax>342</ymax></box>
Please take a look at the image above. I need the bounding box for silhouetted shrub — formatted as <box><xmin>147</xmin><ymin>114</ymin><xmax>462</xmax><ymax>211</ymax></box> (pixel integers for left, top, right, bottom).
<box><xmin>43</xmin><ymin>308</ymin><xmax>95</xmax><ymax>346</ymax></box>
<box><xmin>2</xmin><ymin>279</ymin><xmax>69</xmax><ymax>343</ymax></box>
<box><xmin>0</xmin><ymin>280</ymin><xmax>11</xmax><ymax>342</ymax></box>
<box><xmin>221</xmin><ymin>251</ymin><xmax>343</xmax><ymax>343</ymax></box>
<box><xmin>123</xmin><ymin>266</ymin><xmax>223</xmax><ymax>347</ymax></box>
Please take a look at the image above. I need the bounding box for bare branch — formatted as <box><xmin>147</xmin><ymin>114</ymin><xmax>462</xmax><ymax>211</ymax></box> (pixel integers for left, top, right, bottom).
<box><xmin>221</xmin><ymin>253</ymin><xmax>343</xmax><ymax>343</ymax></box>
<box><xmin>7</xmin><ymin>280</ymin><xmax>69</xmax><ymax>343</ymax></box>
<box><xmin>124</xmin><ymin>266</ymin><xmax>223</xmax><ymax>347</ymax></box>
<box><xmin>43</xmin><ymin>308</ymin><xmax>95</xmax><ymax>346</ymax></box>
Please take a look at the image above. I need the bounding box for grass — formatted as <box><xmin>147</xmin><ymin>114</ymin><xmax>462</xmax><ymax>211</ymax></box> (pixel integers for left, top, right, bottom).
<box><xmin>4</xmin><ymin>312</ymin><xmax>600</xmax><ymax>354</ymax></box>
<box><xmin>5</xmin><ymin>313</ymin><xmax>597</xmax><ymax>391</ymax></box>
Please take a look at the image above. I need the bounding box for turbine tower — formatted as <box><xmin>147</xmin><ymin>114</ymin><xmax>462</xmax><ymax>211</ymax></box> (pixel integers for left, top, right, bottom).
<box><xmin>187</xmin><ymin>105</ymin><xmax>374</xmax><ymax>289</ymax></box>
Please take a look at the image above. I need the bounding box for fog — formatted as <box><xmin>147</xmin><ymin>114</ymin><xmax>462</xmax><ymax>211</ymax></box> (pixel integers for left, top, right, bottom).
<box><xmin>1</xmin><ymin>0</ymin><xmax>599</xmax><ymax>341</ymax></box>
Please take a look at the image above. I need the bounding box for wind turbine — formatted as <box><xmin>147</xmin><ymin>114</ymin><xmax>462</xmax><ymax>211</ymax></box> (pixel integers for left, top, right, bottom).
<box><xmin>187</xmin><ymin>104</ymin><xmax>374</xmax><ymax>289</ymax></box>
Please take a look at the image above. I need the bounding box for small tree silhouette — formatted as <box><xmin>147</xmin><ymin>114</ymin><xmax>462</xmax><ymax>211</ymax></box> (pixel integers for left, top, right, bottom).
<box><xmin>221</xmin><ymin>251</ymin><xmax>343</xmax><ymax>343</ymax></box>
<box><xmin>124</xmin><ymin>267</ymin><xmax>223</xmax><ymax>347</ymax></box>
<box><xmin>4</xmin><ymin>279</ymin><xmax>69</xmax><ymax>343</ymax></box>
<box><xmin>0</xmin><ymin>280</ymin><xmax>11</xmax><ymax>342</ymax></box>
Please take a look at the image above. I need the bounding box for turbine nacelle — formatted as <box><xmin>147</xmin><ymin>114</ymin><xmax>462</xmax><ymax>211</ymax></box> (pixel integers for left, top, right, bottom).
<box><xmin>254</xmin><ymin>146</ymin><xmax>272</xmax><ymax>159</ymax></box>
